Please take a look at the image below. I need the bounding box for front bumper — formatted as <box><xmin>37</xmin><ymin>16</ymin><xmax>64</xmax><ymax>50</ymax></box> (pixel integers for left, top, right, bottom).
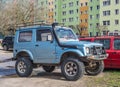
<box><xmin>87</xmin><ymin>54</ymin><xmax>108</xmax><ymax>61</ymax></box>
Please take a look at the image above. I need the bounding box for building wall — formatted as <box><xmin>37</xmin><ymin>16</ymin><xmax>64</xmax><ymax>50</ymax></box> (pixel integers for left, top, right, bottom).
<box><xmin>88</xmin><ymin>0</ymin><xmax>100</xmax><ymax>36</ymax></box>
<box><xmin>100</xmin><ymin>0</ymin><xmax>120</xmax><ymax>35</ymax></box>
<box><xmin>54</xmin><ymin>0</ymin><xmax>80</xmax><ymax>30</ymax></box>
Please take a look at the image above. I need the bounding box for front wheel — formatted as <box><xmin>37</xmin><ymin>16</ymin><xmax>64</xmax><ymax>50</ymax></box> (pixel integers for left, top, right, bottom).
<box><xmin>42</xmin><ymin>66</ymin><xmax>55</xmax><ymax>73</ymax></box>
<box><xmin>61</xmin><ymin>58</ymin><xmax>85</xmax><ymax>81</ymax></box>
<box><xmin>85</xmin><ymin>61</ymin><xmax>104</xmax><ymax>76</ymax></box>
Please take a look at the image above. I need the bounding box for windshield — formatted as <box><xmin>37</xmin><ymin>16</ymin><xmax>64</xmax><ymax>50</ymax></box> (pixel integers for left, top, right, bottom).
<box><xmin>55</xmin><ymin>27</ymin><xmax>79</xmax><ymax>42</ymax></box>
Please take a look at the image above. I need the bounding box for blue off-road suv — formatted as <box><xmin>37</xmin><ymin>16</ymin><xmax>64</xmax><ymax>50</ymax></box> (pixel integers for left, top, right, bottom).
<box><xmin>13</xmin><ymin>23</ymin><xmax>107</xmax><ymax>81</ymax></box>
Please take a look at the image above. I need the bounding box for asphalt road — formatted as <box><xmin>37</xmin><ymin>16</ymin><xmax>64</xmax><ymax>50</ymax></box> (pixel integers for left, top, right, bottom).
<box><xmin>0</xmin><ymin>46</ymin><xmax>16</xmax><ymax>77</ymax></box>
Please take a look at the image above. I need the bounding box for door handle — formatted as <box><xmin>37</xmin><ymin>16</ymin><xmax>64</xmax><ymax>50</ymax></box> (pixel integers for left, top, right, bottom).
<box><xmin>35</xmin><ymin>44</ymin><xmax>39</xmax><ymax>47</ymax></box>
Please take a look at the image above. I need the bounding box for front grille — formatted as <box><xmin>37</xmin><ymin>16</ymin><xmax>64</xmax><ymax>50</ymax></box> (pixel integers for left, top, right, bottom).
<box><xmin>91</xmin><ymin>46</ymin><xmax>105</xmax><ymax>55</ymax></box>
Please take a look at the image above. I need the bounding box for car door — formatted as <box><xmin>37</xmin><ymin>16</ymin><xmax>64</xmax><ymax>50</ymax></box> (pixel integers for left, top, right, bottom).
<box><xmin>110</xmin><ymin>38</ymin><xmax>120</xmax><ymax>68</ymax></box>
<box><xmin>94</xmin><ymin>38</ymin><xmax>111</xmax><ymax>68</ymax></box>
<box><xmin>34</xmin><ymin>29</ymin><xmax>56</xmax><ymax>63</ymax></box>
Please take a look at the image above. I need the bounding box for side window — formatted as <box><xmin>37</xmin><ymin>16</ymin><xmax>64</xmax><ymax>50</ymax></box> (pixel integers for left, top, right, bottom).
<box><xmin>18</xmin><ymin>31</ymin><xmax>32</xmax><ymax>42</ymax></box>
<box><xmin>94</xmin><ymin>39</ymin><xmax>110</xmax><ymax>49</ymax></box>
<box><xmin>114</xmin><ymin>39</ymin><xmax>120</xmax><ymax>50</ymax></box>
<box><xmin>36</xmin><ymin>30</ymin><xmax>53</xmax><ymax>42</ymax></box>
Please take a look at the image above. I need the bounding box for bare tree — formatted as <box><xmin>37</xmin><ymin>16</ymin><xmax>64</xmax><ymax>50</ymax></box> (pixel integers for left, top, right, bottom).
<box><xmin>0</xmin><ymin>0</ymin><xmax>48</xmax><ymax>36</ymax></box>
<box><xmin>98</xmin><ymin>25</ymin><xmax>108</xmax><ymax>36</ymax></box>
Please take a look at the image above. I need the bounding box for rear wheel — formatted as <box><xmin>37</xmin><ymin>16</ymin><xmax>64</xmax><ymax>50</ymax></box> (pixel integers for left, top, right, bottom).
<box><xmin>85</xmin><ymin>61</ymin><xmax>104</xmax><ymax>76</ymax></box>
<box><xmin>61</xmin><ymin>58</ymin><xmax>84</xmax><ymax>81</ymax></box>
<box><xmin>42</xmin><ymin>66</ymin><xmax>55</xmax><ymax>73</ymax></box>
<box><xmin>15</xmin><ymin>58</ymin><xmax>33</xmax><ymax>77</ymax></box>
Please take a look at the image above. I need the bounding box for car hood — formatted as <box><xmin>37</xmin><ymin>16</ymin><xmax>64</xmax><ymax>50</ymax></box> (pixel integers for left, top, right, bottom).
<box><xmin>60</xmin><ymin>41</ymin><xmax>103</xmax><ymax>47</ymax></box>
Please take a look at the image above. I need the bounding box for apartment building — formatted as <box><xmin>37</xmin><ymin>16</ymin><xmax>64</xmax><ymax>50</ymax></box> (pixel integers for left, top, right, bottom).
<box><xmin>54</xmin><ymin>0</ymin><xmax>80</xmax><ymax>32</ymax></box>
<box><xmin>100</xmin><ymin>0</ymin><xmax>120</xmax><ymax>36</ymax></box>
<box><xmin>88</xmin><ymin>0</ymin><xmax>100</xmax><ymax>36</ymax></box>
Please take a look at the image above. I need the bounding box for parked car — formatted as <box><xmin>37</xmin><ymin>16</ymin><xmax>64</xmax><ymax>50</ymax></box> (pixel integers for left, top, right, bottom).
<box><xmin>2</xmin><ymin>36</ymin><xmax>14</xmax><ymax>51</ymax></box>
<box><xmin>0</xmin><ymin>39</ymin><xmax>2</xmax><ymax>44</ymax></box>
<box><xmin>80</xmin><ymin>36</ymin><xmax>120</xmax><ymax>69</ymax></box>
<box><xmin>13</xmin><ymin>23</ymin><xmax>107</xmax><ymax>81</ymax></box>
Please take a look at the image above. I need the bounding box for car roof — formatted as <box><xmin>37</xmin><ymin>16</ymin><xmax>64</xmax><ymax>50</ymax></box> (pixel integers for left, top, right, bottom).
<box><xmin>17</xmin><ymin>25</ymin><xmax>52</xmax><ymax>31</ymax></box>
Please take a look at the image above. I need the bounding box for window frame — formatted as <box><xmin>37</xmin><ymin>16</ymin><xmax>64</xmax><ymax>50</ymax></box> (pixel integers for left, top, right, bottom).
<box><xmin>36</xmin><ymin>29</ymin><xmax>53</xmax><ymax>42</ymax></box>
<box><xmin>18</xmin><ymin>31</ymin><xmax>32</xmax><ymax>42</ymax></box>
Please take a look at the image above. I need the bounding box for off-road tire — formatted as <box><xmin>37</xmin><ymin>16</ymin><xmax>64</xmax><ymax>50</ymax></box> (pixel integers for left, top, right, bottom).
<box><xmin>42</xmin><ymin>66</ymin><xmax>55</xmax><ymax>73</ymax></box>
<box><xmin>15</xmin><ymin>58</ymin><xmax>33</xmax><ymax>77</ymax></box>
<box><xmin>85</xmin><ymin>61</ymin><xmax>104</xmax><ymax>76</ymax></box>
<box><xmin>61</xmin><ymin>58</ymin><xmax>85</xmax><ymax>81</ymax></box>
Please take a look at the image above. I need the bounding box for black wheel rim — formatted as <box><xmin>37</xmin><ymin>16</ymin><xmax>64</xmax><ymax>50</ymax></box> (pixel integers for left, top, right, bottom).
<box><xmin>65</xmin><ymin>62</ymin><xmax>78</xmax><ymax>76</ymax></box>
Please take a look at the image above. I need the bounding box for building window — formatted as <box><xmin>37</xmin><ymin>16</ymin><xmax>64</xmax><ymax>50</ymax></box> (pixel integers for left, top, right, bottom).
<box><xmin>55</xmin><ymin>12</ymin><xmax>56</xmax><ymax>16</ymax></box>
<box><xmin>76</xmin><ymin>1</ymin><xmax>79</xmax><ymax>5</ymax></box>
<box><xmin>55</xmin><ymin>5</ymin><xmax>56</xmax><ymax>9</ymax></box>
<box><xmin>115</xmin><ymin>9</ymin><xmax>119</xmax><ymax>15</ymax></box>
<box><xmin>81</xmin><ymin>3</ymin><xmax>83</xmax><ymax>6</ymax></box>
<box><xmin>90</xmin><ymin>7</ymin><xmax>93</xmax><ymax>11</ymax></box>
<box><xmin>69</xmin><ymin>2</ymin><xmax>73</xmax><ymax>7</ymax></box>
<box><xmin>97</xmin><ymin>5</ymin><xmax>100</xmax><ymax>9</ymax></box>
<box><xmin>76</xmin><ymin>17</ymin><xmax>79</xmax><ymax>21</ymax></box>
<box><xmin>81</xmin><ymin>20</ymin><xmax>82</xmax><ymax>22</ymax></box>
<box><xmin>90</xmin><ymin>24</ymin><xmax>92</xmax><ymax>28</ymax></box>
<box><xmin>96</xmin><ymin>14</ymin><xmax>99</xmax><ymax>19</ymax></box>
<box><xmin>81</xmin><ymin>11</ymin><xmax>83</xmax><ymax>14</ymax></box>
<box><xmin>69</xmin><ymin>18</ymin><xmax>74</xmax><ymax>22</ymax></box>
<box><xmin>69</xmin><ymin>10</ymin><xmax>74</xmax><ymax>14</ymax></box>
<box><xmin>103</xmin><ymin>20</ymin><xmax>110</xmax><ymax>25</ymax></box>
<box><xmin>62</xmin><ymin>4</ymin><xmax>66</xmax><ymax>8</ymax></box>
<box><xmin>62</xmin><ymin>11</ymin><xmax>66</xmax><ymax>15</ymax></box>
<box><xmin>115</xmin><ymin>20</ymin><xmax>119</xmax><ymax>25</ymax></box>
<box><xmin>103</xmin><ymin>0</ymin><xmax>110</xmax><ymax>6</ymax></box>
<box><xmin>76</xmin><ymin>9</ymin><xmax>78</xmax><ymax>13</ymax></box>
<box><xmin>90</xmin><ymin>15</ymin><xmax>92</xmax><ymax>19</ymax></box>
<box><xmin>96</xmin><ymin>23</ymin><xmax>99</xmax><ymax>27</ymax></box>
<box><xmin>85</xmin><ymin>2</ymin><xmax>88</xmax><ymax>6</ymax></box>
<box><xmin>103</xmin><ymin>10</ymin><xmax>110</xmax><ymax>16</ymax></box>
<box><xmin>62</xmin><ymin>19</ymin><xmax>66</xmax><ymax>22</ymax></box>
<box><xmin>85</xmin><ymin>19</ymin><xmax>88</xmax><ymax>22</ymax></box>
<box><xmin>115</xmin><ymin>0</ymin><xmax>119</xmax><ymax>4</ymax></box>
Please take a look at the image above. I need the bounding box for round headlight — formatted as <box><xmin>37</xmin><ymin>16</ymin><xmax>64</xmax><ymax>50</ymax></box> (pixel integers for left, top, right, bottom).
<box><xmin>86</xmin><ymin>47</ymin><xmax>90</xmax><ymax>54</ymax></box>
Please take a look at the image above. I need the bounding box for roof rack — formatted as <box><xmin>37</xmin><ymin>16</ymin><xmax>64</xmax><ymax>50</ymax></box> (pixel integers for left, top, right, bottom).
<box><xmin>16</xmin><ymin>21</ymin><xmax>50</xmax><ymax>28</ymax></box>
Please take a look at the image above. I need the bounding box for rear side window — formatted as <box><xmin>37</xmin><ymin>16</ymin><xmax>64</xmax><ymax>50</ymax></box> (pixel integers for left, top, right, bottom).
<box><xmin>94</xmin><ymin>39</ymin><xmax>110</xmax><ymax>49</ymax></box>
<box><xmin>18</xmin><ymin>31</ymin><xmax>32</xmax><ymax>42</ymax></box>
<box><xmin>114</xmin><ymin>39</ymin><xmax>120</xmax><ymax>50</ymax></box>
